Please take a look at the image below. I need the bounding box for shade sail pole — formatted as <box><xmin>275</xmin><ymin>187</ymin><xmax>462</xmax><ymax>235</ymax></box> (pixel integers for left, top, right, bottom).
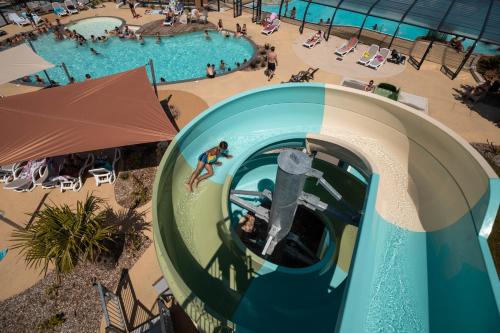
<box><xmin>61</xmin><ymin>62</ymin><xmax>72</xmax><ymax>83</ymax></box>
<box><xmin>26</xmin><ymin>39</ymin><xmax>52</xmax><ymax>84</ymax></box>
<box><xmin>148</xmin><ymin>59</ymin><xmax>158</xmax><ymax>97</ymax></box>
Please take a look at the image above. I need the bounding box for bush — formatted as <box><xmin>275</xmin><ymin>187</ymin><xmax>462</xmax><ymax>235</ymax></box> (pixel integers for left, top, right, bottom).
<box><xmin>419</xmin><ymin>31</ymin><xmax>448</xmax><ymax>43</ymax></box>
<box><xmin>477</xmin><ymin>55</ymin><xmax>500</xmax><ymax>76</ymax></box>
<box><xmin>37</xmin><ymin>313</ymin><xmax>66</xmax><ymax>332</ymax></box>
<box><xmin>119</xmin><ymin>171</ymin><xmax>130</xmax><ymax>180</ymax></box>
<box><xmin>11</xmin><ymin>195</ymin><xmax>115</xmax><ymax>278</ymax></box>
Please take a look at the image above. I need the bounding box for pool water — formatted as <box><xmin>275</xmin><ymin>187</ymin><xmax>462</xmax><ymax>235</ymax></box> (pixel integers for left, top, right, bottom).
<box><xmin>31</xmin><ymin>30</ymin><xmax>255</xmax><ymax>84</ymax></box>
<box><xmin>68</xmin><ymin>17</ymin><xmax>123</xmax><ymax>39</ymax></box>
<box><xmin>252</xmin><ymin>0</ymin><xmax>499</xmax><ymax>55</ymax></box>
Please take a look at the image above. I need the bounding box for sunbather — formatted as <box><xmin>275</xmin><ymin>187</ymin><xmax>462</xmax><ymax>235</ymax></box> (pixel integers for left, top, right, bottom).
<box><xmin>185</xmin><ymin>141</ymin><xmax>232</xmax><ymax>192</ymax></box>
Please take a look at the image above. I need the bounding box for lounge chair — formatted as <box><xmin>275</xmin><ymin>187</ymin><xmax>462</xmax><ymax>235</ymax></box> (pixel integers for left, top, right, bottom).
<box><xmin>286</xmin><ymin>67</ymin><xmax>319</xmax><ymax>83</ymax></box>
<box><xmin>163</xmin><ymin>15</ymin><xmax>174</xmax><ymax>26</ymax></box>
<box><xmin>303</xmin><ymin>33</ymin><xmax>322</xmax><ymax>48</ymax></box>
<box><xmin>20</xmin><ymin>12</ymin><xmax>42</xmax><ymax>25</ymax></box>
<box><xmin>55</xmin><ymin>154</ymin><xmax>94</xmax><ymax>192</ymax></box>
<box><xmin>398</xmin><ymin>91</ymin><xmax>428</xmax><ymax>113</ymax></box>
<box><xmin>52</xmin><ymin>2</ymin><xmax>68</xmax><ymax>16</ymax></box>
<box><xmin>0</xmin><ymin>163</ymin><xmax>19</xmax><ymax>183</ymax></box>
<box><xmin>64</xmin><ymin>0</ymin><xmax>79</xmax><ymax>14</ymax></box>
<box><xmin>3</xmin><ymin>159</ymin><xmax>46</xmax><ymax>192</ymax></box>
<box><xmin>261</xmin><ymin>19</ymin><xmax>280</xmax><ymax>35</ymax></box>
<box><xmin>358</xmin><ymin>44</ymin><xmax>379</xmax><ymax>66</ymax></box>
<box><xmin>340</xmin><ymin>77</ymin><xmax>370</xmax><ymax>91</ymax></box>
<box><xmin>335</xmin><ymin>37</ymin><xmax>358</xmax><ymax>57</ymax></box>
<box><xmin>7</xmin><ymin>13</ymin><xmax>30</xmax><ymax>26</ymax></box>
<box><xmin>116</xmin><ymin>0</ymin><xmax>124</xmax><ymax>8</ymax></box>
<box><xmin>368</xmin><ymin>48</ymin><xmax>390</xmax><ymax>70</ymax></box>
<box><xmin>88</xmin><ymin>149</ymin><xmax>120</xmax><ymax>186</ymax></box>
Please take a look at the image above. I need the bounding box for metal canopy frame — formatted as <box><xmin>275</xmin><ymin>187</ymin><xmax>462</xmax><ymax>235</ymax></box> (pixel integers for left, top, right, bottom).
<box><xmin>271</xmin><ymin>0</ymin><xmax>500</xmax><ymax>46</ymax></box>
<box><xmin>388</xmin><ymin>0</ymin><xmax>419</xmax><ymax>48</ymax></box>
<box><xmin>445</xmin><ymin>0</ymin><xmax>496</xmax><ymax>79</ymax></box>
<box><xmin>409</xmin><ymin>0</ymin><xmax>458</xmax><ymax>70</ymax></box>
<box><xmin>356</xmin><ymin>0</ymin><xmax>384</xmax><ymax>39</ymax></box>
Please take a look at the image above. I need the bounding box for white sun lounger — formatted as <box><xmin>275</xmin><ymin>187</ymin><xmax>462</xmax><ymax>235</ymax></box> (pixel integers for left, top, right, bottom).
<box><xmin>335</xmin><ymin>37</ymin><xmax>358</xmax><ymax>56</ymax></box>
<box><xmin>398</xmin><ymin>91</ymin><xmax>429</xmax><ymax>113</ymax></box>
<box><xmin>7</xmin><ymin>13</ymin><xmax>30</xmax><ymax>26</ymax></box>
<box><xmin>3</xmin><ymin>159</ymin><xmax>46</xmax><ymax>192</ymax></box>
<box><xmin>303</xmin><ymin>33</ymin><xmax>322</xmax><ymax>48</ymax></box>
<box><xmin>0</xmin><ymin>163</ymin><xmax>20</xmax><ymax>183</ymax></box>
<box><xmin>64</xmin><ymin>0</ymin><xmax>79</xmax><ymax>14</ymax></box>
<box><xmin>358</xmin><ymin>44</ymin><xmax>379</xmax><ymax>66</ymax></box>
<box><xmin>368</xmin><ymin>48</ymin><xmax>391</xmax><ymax>70</ymax></box>
<box><xmin>261</xmin><ymin>19</ymin><xmax>280</xmax><ymax>35</ymax></box>
<box><xmin>52</xmin><ymin>2</ymin><xmax>68</xmax><ymax>16</ymax></box>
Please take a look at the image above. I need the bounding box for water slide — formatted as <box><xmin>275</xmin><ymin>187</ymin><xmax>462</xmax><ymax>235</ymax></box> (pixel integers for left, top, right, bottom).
<box><xmin>153</xmin><ymin>84</ymin><xmax>500</xmax><ymax>333</ymax></box>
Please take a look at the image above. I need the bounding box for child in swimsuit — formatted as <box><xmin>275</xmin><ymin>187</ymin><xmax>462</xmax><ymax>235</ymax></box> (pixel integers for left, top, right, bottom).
<box><xmin>186</xmin><ymin>141</ymin><xmax>232</xmax><ymax>192</ymax></box>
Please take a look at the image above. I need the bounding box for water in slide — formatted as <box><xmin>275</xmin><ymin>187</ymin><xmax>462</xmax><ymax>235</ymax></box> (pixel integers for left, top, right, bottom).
<box><xmin>153</xmin><ymin>84</ymin><xmax>500</xmax><ymax>332</ymax></box>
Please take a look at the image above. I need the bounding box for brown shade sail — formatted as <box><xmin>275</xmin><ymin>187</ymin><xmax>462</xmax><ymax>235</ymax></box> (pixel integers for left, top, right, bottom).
<box><xmin>0</xmin><ymin>44</ymin><xmax>54</xmax><ymax>85</ymax></box>
<box><xmin>0</xmin><ymin>67</ymin><xmax>177</xmax><ymax>165</ymax></box>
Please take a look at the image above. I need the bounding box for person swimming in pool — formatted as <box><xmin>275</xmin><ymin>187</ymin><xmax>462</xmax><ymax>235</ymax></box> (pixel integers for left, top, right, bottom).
<box><xmin>185</xmin><ymin>141</ymin><xmax>233</xmax><ymax>192</ymax></box>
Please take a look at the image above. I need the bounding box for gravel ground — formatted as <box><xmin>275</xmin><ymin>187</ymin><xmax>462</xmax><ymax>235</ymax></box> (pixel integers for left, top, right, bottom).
<box><xmin>0</xmin><ymin>237</ymin><xmax>152</xmax><ymax>333</ymax></box>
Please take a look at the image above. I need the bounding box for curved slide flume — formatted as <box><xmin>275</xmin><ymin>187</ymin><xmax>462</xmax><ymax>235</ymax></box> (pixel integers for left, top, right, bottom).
<box><xmin>153</xmin><ymin>84</ymin><xmax>500</xmax><ymax>333</ymax></box>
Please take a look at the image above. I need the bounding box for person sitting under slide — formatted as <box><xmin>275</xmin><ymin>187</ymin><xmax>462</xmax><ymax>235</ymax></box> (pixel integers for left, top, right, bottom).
<box><xmin>185</xmin><ymin>141</ymin><xmax>232</xmax><ymax>192</ymax></box>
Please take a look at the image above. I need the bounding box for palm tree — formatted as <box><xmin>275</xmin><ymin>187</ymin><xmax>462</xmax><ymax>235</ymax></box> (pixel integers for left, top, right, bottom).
<box><xmin>11</xmin><ymin>194</ymin><xmax>115</xmax><ymax>279</ymax></box>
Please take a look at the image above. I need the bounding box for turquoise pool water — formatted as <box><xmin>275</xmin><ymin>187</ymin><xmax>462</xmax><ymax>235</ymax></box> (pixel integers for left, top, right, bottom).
<box><xmin>68</xmin><ymin>17</ymin><xmax>124</xmax><ymax>39</ymax></box>
<box><xmin>30</xmin><ymin>26</ymin><xmax>255</xmax><ymax>84</ymax></box>
<box><xmin>252</xmin><ymin>0</ymin><xmax>499</xmax><ymax>55</ymax></box>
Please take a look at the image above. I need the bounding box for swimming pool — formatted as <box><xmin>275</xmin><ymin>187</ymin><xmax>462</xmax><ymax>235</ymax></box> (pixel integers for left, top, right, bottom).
<box><xmin>253</xmin><ymin>0</ymin><xmax>499</xmax><ymax>55</ymax></box>
<box><xmin>30</xmin><ymin>19</ymin><xmax>255</xmax><ymax>84</ymax></box>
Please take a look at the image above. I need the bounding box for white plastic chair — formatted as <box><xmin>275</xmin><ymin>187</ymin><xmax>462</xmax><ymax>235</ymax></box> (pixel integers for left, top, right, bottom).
<box><xmin>64</xmin><ymin>0</ymin><xmax>79</xmax><ymax>14</ymax></box>
<box><xmin>88</xmin><ymin>149</ymin><xmax>121</xmax><ymax>186</ymax></box>
<box><xmin>0</xmin><ymin>163</ymin><xmax>19</xmax><ymax>184</ymax></box>
<box><xmin>59</xmin><ymin>154</ymin><xmax>94</xmax><ymax>192</ymax></box>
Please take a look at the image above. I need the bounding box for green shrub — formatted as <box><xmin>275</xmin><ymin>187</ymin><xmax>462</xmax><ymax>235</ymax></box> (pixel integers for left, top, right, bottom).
<box><xmin>419</xmin><ymin>31</ymin><xmax>448</xmax><ymax>43</ymax></box>
<box><xmin>11</xmin><ymin>195</ymin><xmax>115</xmax><ymax>279</ymax></box>
<box><xmin>477</xmin><ymin>55</ymin><xmax>500</xmax><ymax>75</ymax></box>
<box><xmin>37</xmin><ymin>313</ymin><xmax>66</xmax><ymax>332</ymax></box>
<box><xmin>119</xmin><ymin>171</ymin><xmax>130</xmax><ymax>180</ymax></box>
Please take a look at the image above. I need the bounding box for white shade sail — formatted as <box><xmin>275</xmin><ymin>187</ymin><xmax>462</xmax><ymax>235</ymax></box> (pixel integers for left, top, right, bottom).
<box><xmin>0</xmin><ymin>44</ymin><xmax>54</xmax><ymax>85</ymax></box>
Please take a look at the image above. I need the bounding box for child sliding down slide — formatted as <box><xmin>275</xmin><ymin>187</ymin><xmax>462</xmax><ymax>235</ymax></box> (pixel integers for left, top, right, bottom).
<box><xmin>185</xmin><ymin>141</ymin><xmax>233</xmax><ymax>192</ymax></box>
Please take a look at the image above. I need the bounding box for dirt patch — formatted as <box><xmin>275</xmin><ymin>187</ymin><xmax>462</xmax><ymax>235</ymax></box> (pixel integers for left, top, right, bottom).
<box><xmin>0</xmin><ymin>237</ymin><xmax>152</xmax><ymax>333</ymax></box>
<box><xmin>114</xmin><ymin>143</ymin><xmax>168</xmax><ymax>209</ymax></box>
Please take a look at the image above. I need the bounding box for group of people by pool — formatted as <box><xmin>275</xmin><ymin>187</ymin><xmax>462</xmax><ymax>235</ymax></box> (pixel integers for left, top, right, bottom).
<box><xmin>216</xmin><ymin>19</ymin><xmax>247</xmax><ymax>38</ymax></box>
<box><xmin>206</xmin><ymin>59</ymin><xmax>248</xmax><ymax>78</ymax></box>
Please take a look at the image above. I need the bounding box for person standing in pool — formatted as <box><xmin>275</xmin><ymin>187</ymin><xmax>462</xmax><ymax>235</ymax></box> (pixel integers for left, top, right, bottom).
<box><xmin>185</xmin><ymin>141</ymin><xmax>232</xmax><ymax>192</ymax></box>
<box><xmin>290</xmin><ymin>7</ymin><xmax>296</xmax><ymax>19</ymax></box>
<box><xmin>267</xmin><ymin>46</ymin><xmax>278</xmax><ymax>81</ymax></box>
